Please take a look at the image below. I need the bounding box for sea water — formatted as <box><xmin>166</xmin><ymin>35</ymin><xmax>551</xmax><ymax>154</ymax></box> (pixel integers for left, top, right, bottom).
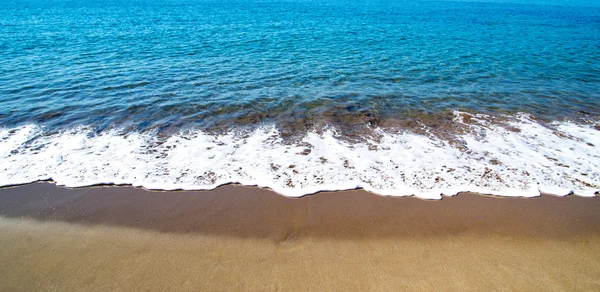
<box><xmin>1</xmin><ymin>0</ymin><xmax>599</xmax><ymax>198</ymax></box>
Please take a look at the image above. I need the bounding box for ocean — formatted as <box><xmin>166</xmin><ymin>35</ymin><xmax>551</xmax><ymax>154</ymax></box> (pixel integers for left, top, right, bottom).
<box><xmin>1</xmin><ymin>0</ymin><xmax>599</xmax><ymax>199</ymax></box>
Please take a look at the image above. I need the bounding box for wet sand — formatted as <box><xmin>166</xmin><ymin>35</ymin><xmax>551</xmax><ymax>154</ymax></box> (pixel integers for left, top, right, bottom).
<box><xmin>1</xmin><ymin>182</ymin><xmax>600</xmax><ymax>291</ymax></box>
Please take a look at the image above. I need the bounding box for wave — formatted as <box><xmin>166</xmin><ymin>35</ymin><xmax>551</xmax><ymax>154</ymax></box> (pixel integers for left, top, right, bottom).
<box><xmin>0</xmin><ymin>111</ymin><xmax>598</xmax><ymax>199</ymax></box>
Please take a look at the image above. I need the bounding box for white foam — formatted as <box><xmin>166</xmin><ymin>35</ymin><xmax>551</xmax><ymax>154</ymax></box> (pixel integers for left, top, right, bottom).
<box><xmin>0</xmin><ymin>112</ymin><xmax>598</xmax><ymax>199</ymax></box>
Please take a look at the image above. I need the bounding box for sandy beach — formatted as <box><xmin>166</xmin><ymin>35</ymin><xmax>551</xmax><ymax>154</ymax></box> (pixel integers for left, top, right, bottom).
<box><xmin>2</xmin><ymin>0</ymin><xmax>599</xmax><ymax>291</ymax></box>
<box><xmin>0</xmin><ymin>183</ymin><xmax>599</xmax><ymax>291</ymax></box>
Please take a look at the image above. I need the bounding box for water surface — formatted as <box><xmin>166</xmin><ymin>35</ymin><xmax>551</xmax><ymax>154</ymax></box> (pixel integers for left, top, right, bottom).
<box><xmin>1</xmin><ymin>0</ymin><xmax>599</xmax><ymax>198</ymax></box>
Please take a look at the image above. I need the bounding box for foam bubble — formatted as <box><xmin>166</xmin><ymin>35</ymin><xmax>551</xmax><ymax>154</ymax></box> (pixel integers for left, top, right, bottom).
<box><xmin>0</xmin><ymin>112</ymin><xmax>598</xmax><ymax>199</ymax></box>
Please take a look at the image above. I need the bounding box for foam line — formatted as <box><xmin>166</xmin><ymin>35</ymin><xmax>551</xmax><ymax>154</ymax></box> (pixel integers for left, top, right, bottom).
<box><xmin>1</xmin><ymin>112</ymin><xmax>598</xmax><ymax>199</ymax></box>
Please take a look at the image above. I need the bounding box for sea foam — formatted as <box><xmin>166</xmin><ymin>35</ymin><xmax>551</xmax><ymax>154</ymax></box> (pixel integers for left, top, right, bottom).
<box><xmin>0</xmin><ymin>112</ymin><xmax>598</xmax><ymax>199</ymax></box>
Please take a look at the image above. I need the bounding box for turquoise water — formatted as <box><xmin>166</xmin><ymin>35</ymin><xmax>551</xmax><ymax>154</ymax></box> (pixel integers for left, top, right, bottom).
<box><xmin>1</xmin><ymin>0</ymin><xmax>599</xmax><ymax>131</ymax></box>
<box><xmin>1</xmin><ymin>0</ymin><xmax>599</xmax><ymax>198</ymax></box>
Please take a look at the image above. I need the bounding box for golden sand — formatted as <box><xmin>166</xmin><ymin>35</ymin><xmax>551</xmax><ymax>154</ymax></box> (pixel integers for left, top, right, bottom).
<box><xmin>0</xmin><ymin>183</ymin><xmax>599</xmax><ymax>291</ymax></box>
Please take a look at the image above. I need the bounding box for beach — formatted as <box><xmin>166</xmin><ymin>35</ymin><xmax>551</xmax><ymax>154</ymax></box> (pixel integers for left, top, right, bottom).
<box><xmin>1</xmin><ymin>182</ymin><xmax>600</xmax><ymax>291</ymax></box>
<box><xmin>1</xmin><ymin>0</ymin><xmax>599</xmax><ymax>290</ymax></box>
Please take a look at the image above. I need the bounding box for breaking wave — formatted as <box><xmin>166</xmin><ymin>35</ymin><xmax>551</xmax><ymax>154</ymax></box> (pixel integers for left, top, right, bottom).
<box><xmin>1</xmin><ymin>111</ymin><xmax>598</xmax><ymax>199</ymax></box>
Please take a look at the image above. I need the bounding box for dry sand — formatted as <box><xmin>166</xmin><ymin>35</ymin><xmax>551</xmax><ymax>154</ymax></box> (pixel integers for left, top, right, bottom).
<box><xmin>0</xmin><ymin>182</ymin><xmax>600</xmax><ymax>291</ymax></box>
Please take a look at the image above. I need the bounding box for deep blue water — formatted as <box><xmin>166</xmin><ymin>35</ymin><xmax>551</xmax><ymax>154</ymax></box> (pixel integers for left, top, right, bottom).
<box><xmin>1</xmin><ymin>0</ymin><xmax>600</xmax><ymax>132</ymax></box>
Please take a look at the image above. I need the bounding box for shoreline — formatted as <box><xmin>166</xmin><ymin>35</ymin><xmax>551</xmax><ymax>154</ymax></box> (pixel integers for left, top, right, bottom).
<box><xmin>1</xmin><ymin>182</ymin><xmax>600</xmax><ymax>238</ymax></box>
<box><xmin>2</xmin><ymin>115</ymin><xmax>599</xmax><ymax>199</ymax></box>
<box><xmin>1</xmin><ymin>182</ymin><xmax>600</xmax><ymax>290</ymax></box>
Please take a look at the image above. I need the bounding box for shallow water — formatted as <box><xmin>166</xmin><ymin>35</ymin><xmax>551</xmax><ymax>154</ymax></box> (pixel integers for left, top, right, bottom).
<box><xmin>2</xmin><ymin>0</ymin><xmax>599</xmax><ymax>130</ymax></box>
<box><xmin>1</xmin><ymin>0</ymin><xmax>599</xmax><ymax>197</ymax></box>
